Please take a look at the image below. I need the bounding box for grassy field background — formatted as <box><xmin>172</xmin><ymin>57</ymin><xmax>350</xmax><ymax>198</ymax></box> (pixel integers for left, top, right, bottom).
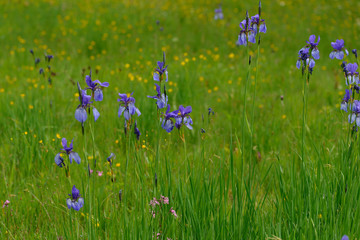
<box><xmin>1</xmin><ymin>0</ymin><xmax>360</xmax><ymax>239</ymax></box>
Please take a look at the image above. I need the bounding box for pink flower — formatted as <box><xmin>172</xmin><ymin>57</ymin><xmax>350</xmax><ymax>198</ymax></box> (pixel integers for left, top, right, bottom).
<box><xmin>97</xmin><ymin>171</ymin><xmax>103</xmax><ymax>177</ymax></box>
<box><xmin>170</xmin><ymin>207</ymin><xmax>177</xmax><ymax>218</ymax></box>
<box><xmin>149</xmin><ymin>198</ymin><xmax>159</xmax><ymax>207</ymax></box>
<box><xmin>2</xmin><ymin>200</ymin><xmax>10</xmax><ymax>208</ymax></box>
<box><xmin>152</xmin><ymin>210</ymin><xmax>156</xmax><ymax>218</ymax></box>
<box><xmin>161</xmin><ymin>196</ymin><xmax>169</xmax><ymax>204</ymax></box>
<box><xmin>89</xmin><ymin>169</ymin><xmax>94</xmax><ymax>174</ymax></box>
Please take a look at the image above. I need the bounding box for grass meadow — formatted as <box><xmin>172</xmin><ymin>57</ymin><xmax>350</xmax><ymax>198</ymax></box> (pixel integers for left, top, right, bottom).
<box><xmin>1</xmin><ymin>0</ymin><xmax>360</xmax><ymax>239</ymax></box>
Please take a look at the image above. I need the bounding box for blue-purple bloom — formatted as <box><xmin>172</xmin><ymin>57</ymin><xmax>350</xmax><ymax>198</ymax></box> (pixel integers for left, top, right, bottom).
<box><xmin>237</xmin><ymin>18</ymin><xmax>256</xmax><ymax>46</ymax></box>
<box><xmin>175</xmin><ymin>105</ymin><xmax>193</xmax><ymax>130</ymax></box>
<box><xmin>134</xmin><ymin>121</ymin><xmax>141</xmax><ymax>140</ymax></box>
<box><xmin>147</xmin><ymin>83</ymin><xmax>168</xmax><ymax>109</ymax></box>
<box><xmin>296</xmin><ymin>47</ymin><xmax>315</xmax><ymax>72</ymax></box>
<box><xmin>85</xmin><ymin>71</ymin><xmax>109</xmax><ymax>101</ymax></box>
<box><xmin>214</xmin><ymin>6</ymin><xmax>224</xmax><ymax>20</ymax></box>
<box><xmin>296</xmin><ymin>35</ymin><xmax>320</xmax><ymax>74</ymax></box>
<box><xmin>306</xmin><ymin>35</ymin><xmax>320</xmax><ymax>60</ymax></box>
<box><xmin>349</xmin><ymin>100</ymin><xmax>360</xmax><ymax>126</ymax></box>
<box><xmin>345</xmin><ymin>63</ymin><xmax>359</xmax><ymax>85</ymax></box>
<box><xmin>341</xmin><ymin>235</ymin><xmax>349</xmax><ymax>240</ymax></box>
<box><xmin>250</xmin><ymin>14</ymin><xmax>266</xmax><ymax>33</ymax></box>
<box><xmin>54</xmin><ymin>138</ymin><xmax>81</xmax><ymax>167</ymax></box>
<box><xmin>161</xmin><ymin>104</ymin><xmax>179</xmax><ymax>133</ymax></box>
<box><xmin>153</xmin><ymin>56</ymin><xmax>168</xmax><ymax>83</ymax></box>
<box><xmin>107</xmin><ymin>153</ymin><xmax>115</xmax><ymax>166</ymax></box>
<box><xmin>341</xmin><ymin>89</ymin><xmax>351</xmax><ymax>112</ymax></box>
<box><xmin>75</xmin><ymin>90</ymin><xmax>100</xmax><ymax>123</ymax></box>
<box><xmin>66</xmin><ymin>185</ymin><xmax>84</xmax><ymax>211</ymax></box>
<box><xmin>330</xmin><ymin>39</ymin><xmax>349</xmax><ymax>60</ymax></box>
<box><xmin>118</xmin><ymin>93</ymin><xmax>141</xmax><ymax>121</ymax></box>
<box><xmin>45</xmin><ymin>54</ymin><xmax>54</xmax><ymax>63</ymax></box>
<box><xmin>237</xmin><ymin>13</ymin><xmax>266</xmax><ymax>46</ymax></box>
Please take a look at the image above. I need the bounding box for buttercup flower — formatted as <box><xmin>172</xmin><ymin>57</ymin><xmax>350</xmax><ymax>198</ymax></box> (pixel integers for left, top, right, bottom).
<box><xmin>54</xmin><ymin>138</ymin><xmax>81</xmax><ymax>167</ymax></box>
<box><xmin>66</xmin><ymin>185</ymin><xmax>84</xmax><ymax>211</ymax></box>
<box><xmin>330</xmin><ymin>39</ymin><xmax>348</xmax><ymax>60</ymax></box>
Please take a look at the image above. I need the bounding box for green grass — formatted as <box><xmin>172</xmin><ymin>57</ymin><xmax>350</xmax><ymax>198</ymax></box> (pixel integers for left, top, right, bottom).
<box><xmin>1</xmin><ymin>0</ymin><xmax>360</xmax><ymax>239</ymax></box>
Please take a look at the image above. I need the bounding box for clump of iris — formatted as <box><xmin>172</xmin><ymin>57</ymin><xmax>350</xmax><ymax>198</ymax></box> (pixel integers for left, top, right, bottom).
<box><xmin>296</xmin><ymin>35</ymin><xmax>320</xmax><ymax>74</ymax></box>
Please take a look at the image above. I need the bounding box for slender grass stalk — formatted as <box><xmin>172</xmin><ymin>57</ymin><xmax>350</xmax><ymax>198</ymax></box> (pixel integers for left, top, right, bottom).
<box><xmin>301</xmin><ymin>70</ymin><xmax>308</xmax><ymax>165</ymax></box>
<box><xmin>240</xmin><ymin>39</ymin><xmax>251</xmax><ymax>222</ymax></box>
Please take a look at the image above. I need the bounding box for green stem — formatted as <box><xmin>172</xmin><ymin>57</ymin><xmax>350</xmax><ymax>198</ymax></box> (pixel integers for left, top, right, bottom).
<box><xmin>241</xmin><ymin>44</ymin><xmax>251</xmax><ymax>190</ymax></box>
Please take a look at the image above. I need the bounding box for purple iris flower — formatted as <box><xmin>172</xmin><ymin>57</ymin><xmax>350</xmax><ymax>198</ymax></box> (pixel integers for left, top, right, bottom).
<box><xmin>161</xmin><ymin>104</ymin><xmax>179</xmax><ymax>133</ymax></box>
<box><xmin>147</xmin><ymin>83</ymin><xmax>168</xmax><ymax>109</ymax></box>
<box><xmin>296</xmin><ymin>47</ymin><xmax>315</xmax><ymax>72</ymax></box>
<box><xmin>134</xmin><ymin>121</ymin><xmax>141</xmax><ymax>140</ymax></box>
<box><xmin>345</xmin><ymin>63</ymin><xmax>359</xmax><ymax>85</ymax></box>
<box><xmin>66</xmin><ymin>185</ymin><xmax>84</xmax><ymax>211</ymax></box>
<box><xmin>214</xmin><ymin>7</ymin><xmax>224</xmax><ymax>20</ymax></box>
<box><xmin>349</xmin><ymin>100</ymin><xmax>360</xmax><ymax>126</ymax></box>
<box><xmin>85</xmin><ymin>71</ymin><xmax>109</xmax><ymax>101</ymax></box>
<box><xmin>54</xmin><ymin>138</ymin><xmax>81</xmax><ymax>167</ymax></box>
<box><xmin>341</xmin><ymin>235</ymin><xmax>349</xmax><ymax>240</ymax></box>
<box><xmin>341</xmin><ymin>89</ymin><xmax>351</xmax><ymax>112</ymax></box>
<box><xmin>237</xmin><ymin>19</ymin><xmax>256</xmax><ymax>46</ymax></box>
<box><xmin>330</xmin><ymin>39</ymin><xmax>348</xmax><ymax>60</ymax></box>
<box><xmin>250</xmin><ymin>14</ymin><xmax>267</xmax><ymax>33</ymax></box>
<box><xmin>75</xmin><ymin>90</ymin><xmax>100</xmax><ymax>123</ymax></box>
<box><xmin>306</xmin><ymin>35</ymin><xmax>320</xmax><ymax>60</ymax></box>
<box><xmin>107</xmin><ymin>153</ymin><xmax>115</xmax><ymax>167</ymax></box>
<box><xmin>153</xmin><ymin>56</ymin><xmax>168</xmax><ymax>83</ymax></box>
<box><xmin>45</xmin><ymin>54</ymin><xmax>54</xmax><ymax>63</ymax></box>
<box><xmin>175</xmin><ymin>105</ymin><xmax>193</xmax><ymax>130</ymax></box>
<box><xmin>117</xmin><ymin>92</ymin><xmax>141</xmax><ymax>121</ymax></box>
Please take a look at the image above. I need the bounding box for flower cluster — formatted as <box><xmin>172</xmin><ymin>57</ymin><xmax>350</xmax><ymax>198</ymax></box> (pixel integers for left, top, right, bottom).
<box><xmin>214</xmin><ymin>6</ymin><xmax>224</xmax><ymax>20</ymax></box>
<box><xmin>148</xmin><ymin>53</ymin><xmax>193</xmax><ymax>133</ymax></box>
<box><xmin>332</xmin><ymin>41</ymin><xmax>360</xmax><ymax>129</ymax></box>
<box><xmin>149</xmin><ymin>196</ymin><xmax>176</xmax><ymax>219</ymax></box>
<box><xmin>237</xmin><ymin>9</ymin><xmax>266</xmax><ymax>46</ymax></box>
<box><xmin>75</xmin><ymin>71</ymin><xmax>108</xmax><ymax>124</ymax></box>
<box><xmin>296</xmin><ymin>35</ymin><xmax>320</xmax><ymax>74</ymax></box>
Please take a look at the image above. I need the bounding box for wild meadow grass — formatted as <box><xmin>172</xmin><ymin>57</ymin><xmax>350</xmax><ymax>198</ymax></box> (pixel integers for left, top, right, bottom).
<box><xmin>1</xmin><ymin>0</ymin><xmax>360</xmax><ymax>239</ymax></box>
